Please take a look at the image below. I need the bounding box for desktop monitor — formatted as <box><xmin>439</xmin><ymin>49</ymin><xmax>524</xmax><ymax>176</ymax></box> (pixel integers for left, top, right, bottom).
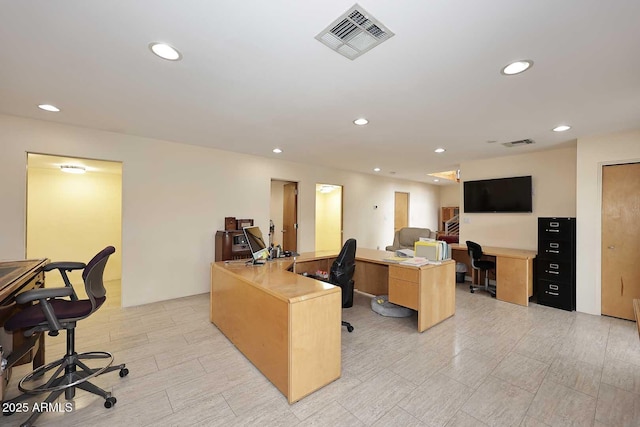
<box><xmin>243</xmin><ymin>226</ymin><xmax>269</xmax><ymax>264</ymax></box>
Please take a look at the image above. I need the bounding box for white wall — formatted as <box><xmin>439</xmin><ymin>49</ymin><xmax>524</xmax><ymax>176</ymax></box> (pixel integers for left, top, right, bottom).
<box><xmin>269</xmin><ymin>180</ymin><xmax>285</xmax><ymax>246</ymax></box>
<box><xmin>26</xmin><ymin>166</ymin><xmax>122</xmax><ymax>285</ymax></box>
<box><xmin>459</xmin><ymin>146</ymin><xmax>577</xmax><ymax>250</ymax></box>
<box><xmin>576</xmin><ymin>129</ymin><xmax>640</xmax><ymax>315</ymax></box>
<box><xmin>439</xmin><ymin>183</ymin><xmax>460</xmax><ymax>208</ymax></box>
<box><xmin>0</xmin><ymin>114</ymin><xmax>440</xmax><ymax>306</ymax></box>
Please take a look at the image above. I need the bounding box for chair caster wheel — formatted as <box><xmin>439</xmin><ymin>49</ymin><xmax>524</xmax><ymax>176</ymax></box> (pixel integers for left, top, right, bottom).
<box><xmin>347</xmin><ymin>325</ymin><xmax>354</xmax><ymax>332</ymax></box>
<box><xmin>119</xmin><ymin>368</ymin><xmax>129</xmax><ymax>377</ymax></box>
<box><xmin>104</xmin><ymin>397</ymin><xmax>117</xmax><ymax>408</ymax></box>
<box><xmin>470</xmin><ymin>289</ymin><xmax>475</xmax><ymax>293</ymax></box>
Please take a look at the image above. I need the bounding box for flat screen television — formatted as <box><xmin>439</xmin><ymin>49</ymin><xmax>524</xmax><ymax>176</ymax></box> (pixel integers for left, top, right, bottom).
<box><xmin>243</xmin><ymin>226</ymin><xmax>269</xmax><ymax>264</ymax></box>
<box><xmin>464</xmin><ymin>176</ymin><xmax>532</xmax><ymax>213</ymax></box>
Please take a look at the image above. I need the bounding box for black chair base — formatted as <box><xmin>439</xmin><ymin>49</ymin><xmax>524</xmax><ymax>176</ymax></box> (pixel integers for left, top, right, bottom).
<box><xmin>2</xmin><ymin>350</ymin><xmax>128</xmax><ymax>427</ymax></box>
<box><xmin>342</xmin><ymin>320</ymin><xmax>354</xmax><ymax>332</ymax></box>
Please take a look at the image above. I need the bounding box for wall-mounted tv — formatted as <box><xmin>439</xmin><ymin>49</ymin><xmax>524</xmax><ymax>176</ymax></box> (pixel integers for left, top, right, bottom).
<box><xmin>464</xmin><ymin>175</ymin><xmax>532</xmax><ymax>213</ymax></box>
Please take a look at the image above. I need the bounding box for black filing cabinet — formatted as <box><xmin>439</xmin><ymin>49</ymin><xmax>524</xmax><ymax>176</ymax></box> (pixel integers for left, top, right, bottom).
<box><xmin>536</xmin><ymin>217</ymin><xmax>576</xmax><ymax>311</ymax></box>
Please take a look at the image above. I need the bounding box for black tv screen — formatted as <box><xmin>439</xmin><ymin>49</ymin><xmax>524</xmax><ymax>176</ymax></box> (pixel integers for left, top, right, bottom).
<box><xmin>464</xmin><ymin>176</ymin><xmax>532</xmax><ymax>213</ymax></box>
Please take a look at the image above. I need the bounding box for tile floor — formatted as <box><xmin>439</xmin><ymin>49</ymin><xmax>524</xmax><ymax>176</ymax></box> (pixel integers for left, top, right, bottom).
<box><xmin>4</xmin><ymin>281</ymin><xmax>640</xmax><ymax>427</ymax></box>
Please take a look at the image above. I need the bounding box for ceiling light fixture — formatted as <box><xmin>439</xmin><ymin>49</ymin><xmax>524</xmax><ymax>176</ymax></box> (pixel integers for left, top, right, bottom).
<box><xmin>38</xmin><ymin>104</ymin><xmax>60</xmax><ymax>112</ymax></box>
<box><xmin>149</xmin><ymin>42</ymin><xmax>182</xmax><ymax>61</ymax></box>
<box><xmin>272</xmin><ymin>148</ymin><xmax>283</xmax><ymax>154</ymax></box>
<box><xmin>434</xmin><ymin>179</ymin><xmax>440</xmax><ymax>182</ymax></box>
<box><xmin>373</xmin><ymin>167</ymin><xmax>381</xmax><ymax>172</ymax></box>
<box><xmin>552</xmin><ymin>125</ymin><xmax>571</xmax><ymax>132</ymax></box>
<box><xmin>501</xmin><ymin>60</ymin><xmax>533</xmax><ymax>75</ymax></box>
<box><xmin>434</xmin><ymin>148</ymin><xmax>446</xmax><ymax>153</ymax></box>
<box><xmin>353</xmin><ymin>118</ymin><xmax>368</xmax><ymax>126</ymax></box>
<box><xmin>60</xmin><ymin>165</ymin><xmax>86</xmax><ymax>174</ymax></box>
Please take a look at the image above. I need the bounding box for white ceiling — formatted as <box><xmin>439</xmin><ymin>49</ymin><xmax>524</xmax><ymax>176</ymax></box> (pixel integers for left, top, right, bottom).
<box><xmin>2</xmin><ymin>1</ymin><xmax>639</xmax><ymax>184</ymax></box>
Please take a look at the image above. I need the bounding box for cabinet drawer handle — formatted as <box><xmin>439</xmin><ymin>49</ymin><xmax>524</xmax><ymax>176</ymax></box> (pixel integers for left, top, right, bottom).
<box><xmin>550</xmin><ymin>222</ymin><xmax>559</xmax><ymax>227</ymax></box>
<box><xmin>549</xmin><ymin>263</ymin><xmax>559</xmax><ymax>269</ymax></box>
<box><xmin>546</xmin><ymin>270</ymin><xmax>559</xmax><ymax>275</ymax></box>
<box><xmin>546</xmin><ymin>250</ymin><xmax>560</xmax><ymax>254</ymax></box>
<box><xmin>547</xmin><ymin>291</ymin><xmax>559</xmax><ymax>296</ymax></box>
<box><xmin>549</xmin><ymin>284</ymin><xmax>559</xmax><ymax>290</ymax></box>
<box><xmin>549</xmin><ymin>243</ymin><xmax>559</xmax><ymax>248</ymax></box>
<box><xmin>546</xmin><ymin>229</ymin><xmax>560</xmax><ymax>233</ymax></box>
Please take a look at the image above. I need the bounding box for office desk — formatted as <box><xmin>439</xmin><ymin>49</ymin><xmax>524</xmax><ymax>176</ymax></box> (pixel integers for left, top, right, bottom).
<box><xmin>293</xmin><ymin>248</ymin><xmax>456</xmax><ymax>333</ymax></box>
<box><xmin>210</xmin><ymin>259</ymin><xmax>341</xmax><ymax>403</ymax></box>
<box><xmin>450</xmin><ymin>244</ymin><xmax>536</xmax><ymax>306</ymax></box>
<box><xmin>0</xmin><ymin>259</ymin><xmax>47</xmax><ymax>400</ymax></box>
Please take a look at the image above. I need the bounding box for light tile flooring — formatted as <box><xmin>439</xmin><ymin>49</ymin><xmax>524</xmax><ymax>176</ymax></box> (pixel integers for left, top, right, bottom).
<box><xmin>5</xmin><ymin>281</ymin><xmax>640</xmax><ymax>427</ymax></box>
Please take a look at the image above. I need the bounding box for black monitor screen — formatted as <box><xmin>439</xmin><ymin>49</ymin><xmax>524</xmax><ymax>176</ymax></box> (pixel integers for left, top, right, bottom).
<box><xmin>464</xmin><ymin>176</ymin><xmax>532</xmax><ymax>213</ymax></box>
<box><xmin>243</xmin><ymin>226</ymin><xmax>269</xmax><ymax>261</ymax></box>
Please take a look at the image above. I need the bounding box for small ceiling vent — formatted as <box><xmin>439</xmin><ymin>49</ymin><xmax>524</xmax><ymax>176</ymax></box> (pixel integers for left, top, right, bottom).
<box><xmin>315</xmin><ymin>4</ymin><xmax>394</xmax><ymax>60</ymax></box>
<box><xmin>502</xmin><ymin>139</ymin><xmax>535</xmax><ymax>148</ymax></box>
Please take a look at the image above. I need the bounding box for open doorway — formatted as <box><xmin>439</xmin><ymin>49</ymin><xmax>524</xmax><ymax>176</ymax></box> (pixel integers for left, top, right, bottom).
<box><xmin>26</xmin><ymin>153</ymin><xmax>123</xmax><ymax>307</ymax></box>
<box><xmin>270</xmin><ymin>180</ymin><xmax>298</xmax><ymax>252</ymax></box>
<box><xmin>315</xmin><ymin>184</ymin><xmax>343</xmax><ymax>251</ymax></box>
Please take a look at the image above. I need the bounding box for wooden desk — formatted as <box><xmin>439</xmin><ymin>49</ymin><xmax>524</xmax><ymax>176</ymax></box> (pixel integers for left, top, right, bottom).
<box><xmin>0</xmin><ymin>259</ymin><xmax>47</xmax><ymax>400</ymax></box>
<box><xmin>293</xmin><ymin>248</ymin><xmax>456</xmax><ymax>333</ymax></box>
<box><xmin>450</xmin><ymin>244</ymin><xmax>536</xmax><ymax>306</ymax></box>
<box><xmin>210</xmin><ymin>259</ymin><xmax>341</xmax><ymax>403</ymax></box>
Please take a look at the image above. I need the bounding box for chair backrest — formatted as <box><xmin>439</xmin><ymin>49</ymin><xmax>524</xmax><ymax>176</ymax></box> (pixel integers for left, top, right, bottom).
<box><xmin>396</xmin><ymin>228</ymin><xmax>434</xmax><ymax>248</ymax></box>
<box><xmin>466</xmin><ymin>240</ymin><xmax>484</xmax><ymax>262</ymax></box>
<box><xmin>329</xmin><ymin>239</ymin><xmax>356</xmax><ymax>287</ymax></box>
<box><xmin>82</xmin><ymin>246</ymin><xmax>115</xmax><ymax>310</ymax></box>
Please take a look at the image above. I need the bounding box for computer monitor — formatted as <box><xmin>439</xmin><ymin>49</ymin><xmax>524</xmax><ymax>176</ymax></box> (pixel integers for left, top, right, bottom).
<box><xmin>243</xmin><ymin>226</ymin><xmax>269</xmax><ymax>264</ymax></box>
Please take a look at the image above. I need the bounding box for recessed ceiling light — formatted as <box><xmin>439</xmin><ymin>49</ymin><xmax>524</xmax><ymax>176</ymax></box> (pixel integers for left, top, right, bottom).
<box><xmin>501</xmin><ymin>60</ymin><xmax>533</xmax><ymax>75</ymax></box>
<box><xmin>373</xmin><ymin>167</ymin><xmax>381</xmax><ymax>172</ymax></box>
<box><xmin>149</xmin><ymin>42</ymin><xmax>182</xmax><ymax>61</ymax></box>
<box><xmin>434</xmin><ymin>179</ymin><xmax>440</xmax><ymax>182</ymax></box>
<box><xmin>353</xmin><ymin>118</ymin><xmax>368</xmax><ymax>126</ymax></box>
<box><xmin>552</xmin><ymin>125</ymin><xmax>571</xmax><ymax>132</ymax></box>
<box><xmin>38</xmin><ymin>104</ymin><xmax>60</xmax><ymax>112</ymax></box>
<box><xmin>434</xmin><ymin>148</ymin><xmax>446</xmax><ymax>153</ymax></box>
<box><xmin>60</xmin><ymin>165</ymin><xmax>86</xmax><ymax>174</ymax></box>
<box><xmin>272</xmin><ymin>148</ymin><xmax>283</xmax><ymax>154</ymax></box>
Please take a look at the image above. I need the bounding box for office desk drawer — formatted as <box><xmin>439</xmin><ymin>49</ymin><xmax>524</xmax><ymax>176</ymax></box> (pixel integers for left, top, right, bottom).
<box><xmin>389</xmin><ymin>265</ymin><xmax>419</xmax><ymax>283</ymax></box>
<box><xmin>537</xmin><ymin>260</ymin><xmax>572</xmax><ymax>282</ymax></box>
<box><xmin>538</xmin><ymin>240</ymin><xmax>573</xmax><ymax>261</ymax></box>
<box><xmin>389</xmin><ymin>277</ymin><xmax>418</xmax><ymax>310</ymax></box>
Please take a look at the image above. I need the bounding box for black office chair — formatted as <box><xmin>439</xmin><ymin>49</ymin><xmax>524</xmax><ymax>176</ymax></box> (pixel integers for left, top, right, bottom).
<box><xmin>466</xmin><ymin>240</ymin><xmax>496</xmax><ymax>296</ymax></box>
<box><xmin>2</xmin><ymin>246</ymin><xmax>128</xmax><ymax>427</ymax></box>
<box><xmin>329</xmin><ymin>239</ymin><xmax>356</xmax><ymax>332</ymax></box>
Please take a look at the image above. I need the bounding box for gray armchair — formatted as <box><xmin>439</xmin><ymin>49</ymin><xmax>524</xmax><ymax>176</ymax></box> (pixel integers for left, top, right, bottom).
<box><xmin>385</xmin><ymin>227</ymin><xmax>437</xmax><ymax>252</ymax></box>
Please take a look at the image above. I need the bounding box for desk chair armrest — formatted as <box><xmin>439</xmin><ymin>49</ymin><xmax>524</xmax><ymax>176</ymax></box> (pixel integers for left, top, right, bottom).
<box><xmin>15</xmin><ymin>287</ymin><xmax>75</xmax><ymax>305</ymax></box>
<box><xmin>42</xmin><ymin>262</ymin><xmax>84</xmax><ymax>301</ymax></box>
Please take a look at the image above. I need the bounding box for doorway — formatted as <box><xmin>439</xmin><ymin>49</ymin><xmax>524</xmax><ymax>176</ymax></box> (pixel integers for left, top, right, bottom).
<box><xmin>26</xmin><ymin>153</ymin><xmax>123</xmax><ymax>306</ymax></box>
<box><xmin>315</xmin><ymin>184</ymin><xmax>343</xmax><ymax>251</ymax></box>
<box><xmin>394</xmin><ymin>191</ymin><xmax>409</xmax><ymax>231</ymax></box>
<box><xmin>269</xmin><ymin>180</ymin><xmax>298</xmax><ymax>252</ymax></box>
<box><xmin>601</xmin><ymin>162</ymin><xmax>640</xmax><ymax>320</ymax></box>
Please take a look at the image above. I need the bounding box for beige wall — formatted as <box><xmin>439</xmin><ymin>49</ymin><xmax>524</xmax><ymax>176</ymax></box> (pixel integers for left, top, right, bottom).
<box><xmin>459</xmin><ymin>145</ymin><xmax>577</xmax><ymax>250</ymax></box>
<box><xmin>315</xmin><ymin>186</ymin><xmax>342</xmax><ymax>251</ymax></box>
<box><xmin>439</xmin><ymin>183</ymin><xmax>460</xmax><ymax>208</ymax></box>
<box><xmin>0</xmin><ymin>114</ymin><xmax>440</xmax><ymax>306</ymax></box>
<box><xmin>269</xmin><ymin>180</ymin><xmax>285</xmax><ymax>246</ymax></box>
<box><xmin>576</xmin><ymin>129</ymin><xmax>640</xmax><ymax>315</ymax></box>
<box><xmin>26</xmin><ymin>165</ymin><xmax>122</xmax><ymax>286</ymax></box>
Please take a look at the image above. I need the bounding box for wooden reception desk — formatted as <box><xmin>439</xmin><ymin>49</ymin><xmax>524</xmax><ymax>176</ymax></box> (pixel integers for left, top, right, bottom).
<box><xmin>210</xmin><ymin>249</ymin><xmax>455</xmax><ymax>403</ymax></box>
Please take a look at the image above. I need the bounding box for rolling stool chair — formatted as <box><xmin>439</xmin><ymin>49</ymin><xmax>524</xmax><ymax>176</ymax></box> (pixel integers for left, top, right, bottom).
<box><xmin>466</xmin><ymin>240</ymin><xmax>496</xmax><ymax>297</ymax></box>
<box><xmin>1</xmin><ymin>247</ymin><xmax>128</xmax><ymax>427</ymax></box>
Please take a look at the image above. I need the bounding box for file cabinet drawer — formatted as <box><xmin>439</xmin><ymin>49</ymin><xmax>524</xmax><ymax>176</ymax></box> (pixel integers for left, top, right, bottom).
<box><xmin>538</xmin><ymin>218</ymin><xmax>573</xmax><ymax>241</ymax></box>
<box><xmin>389</xmin><ymin>277</ymin><xmax>418</xmax><ymax>310</ymax></box>
<box><xmin>538</xmin><ymin>240</ymin><xmax>572</xmax><ymax>261</ymax></box>
<box><xmin>389</xmin><ymin>265</ymin><xmax>419</xmax><ymax>283</ymax></box>
<box><xmin>537</xmin><ymin>259</ymin><xmax>572</xmax><ymax>282</ymax></box>
<box><xmin>537</xmin><ymin>279</ymin><xmax>573</xmax><ymax>311</ymax></box>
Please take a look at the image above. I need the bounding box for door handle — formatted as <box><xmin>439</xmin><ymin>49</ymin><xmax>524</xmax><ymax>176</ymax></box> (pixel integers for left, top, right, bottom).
<box><xmin>607</xmin><ymin>246</ymin><xmax>615</xmax><ymax>249</ymax></box>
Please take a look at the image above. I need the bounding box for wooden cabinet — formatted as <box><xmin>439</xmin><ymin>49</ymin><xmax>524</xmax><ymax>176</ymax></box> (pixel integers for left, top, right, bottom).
<box><xmin>215</xmin><ymin>230</ymin><xmax>251</xmax><ymax>261</ymax></box>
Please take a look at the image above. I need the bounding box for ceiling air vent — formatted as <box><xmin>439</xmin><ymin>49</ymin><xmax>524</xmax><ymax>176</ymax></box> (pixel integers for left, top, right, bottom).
<box><xmin>315</xmin><ymin>4</ymin><xmax>395</xmax><ymax>60</ymax></box>
<box><xmin>502</xmin><ymin>139</ymin><xmax>535</xmax><ymax>148</ymax></box>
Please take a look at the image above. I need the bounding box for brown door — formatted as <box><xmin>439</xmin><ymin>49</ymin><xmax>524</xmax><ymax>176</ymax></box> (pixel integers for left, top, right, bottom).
<box><xmin>282</xmin><ymin>182</ymin><xmax>298</xmax><ymax>252</ymax></box>
<box><xmin>602</xmin><ymin>162</ymin><xmax>640</xmax><ymax>320</ymax></box>
<box><xmin>394</xmin><ymin>192</ymin><xmax>409</xmax><ymax>231</ymax></box>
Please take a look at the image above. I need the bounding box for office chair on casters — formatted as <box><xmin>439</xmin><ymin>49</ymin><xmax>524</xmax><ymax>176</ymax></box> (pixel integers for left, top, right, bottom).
<box><xmin>466</xmin><ymin>240</ymin><xmax>496</xmax><ymax>297</ymax></box>
<box><xmin>2</xmin><ymin>246</ymin><xmax>128</xmax><ymax>427</ymax></box>
<box><xmin>329</xmin><ymin>239</ymin><xmax>356</xmax><ymax>333</ymax></box>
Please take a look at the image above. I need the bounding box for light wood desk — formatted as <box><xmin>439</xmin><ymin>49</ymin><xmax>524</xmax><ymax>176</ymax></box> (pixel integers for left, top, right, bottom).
<box><xmin>450</xmin><ymin>244</ymin><xmax>536</xmax><ymax>306</ymax></box>
<box><xmin>210</xmin><ymin>249</ymin><xmax>455</xmax><ymax>403</ymax></box>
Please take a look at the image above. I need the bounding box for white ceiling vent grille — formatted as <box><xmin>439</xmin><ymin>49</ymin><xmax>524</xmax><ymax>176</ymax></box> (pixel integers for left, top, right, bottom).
<box><xmin>315</xmin><ymin>4</ymin><xmax>394</xmax><ymax>60</ymax></box>
<box><xmin>502</xmin><ymin>139</ymin><xmax>536</xmax><ymax>148</ymax></box>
